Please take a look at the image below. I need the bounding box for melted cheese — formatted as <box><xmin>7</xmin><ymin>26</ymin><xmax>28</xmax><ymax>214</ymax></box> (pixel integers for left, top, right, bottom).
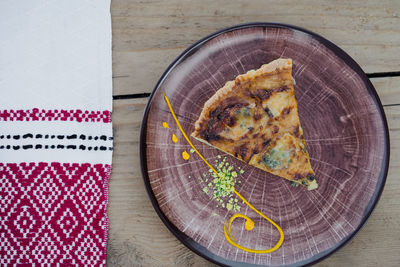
<box><xmin>263</xmin><ymin>91</ymin><xmax>293</xmax><ymax>117</ymax></box>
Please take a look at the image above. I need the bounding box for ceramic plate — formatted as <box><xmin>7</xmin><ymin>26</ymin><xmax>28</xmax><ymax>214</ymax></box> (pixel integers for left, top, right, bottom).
<box><xmin>140</xmin><ymin>23</ymin><xmax>389</xmax><ymax>266</ymax></box>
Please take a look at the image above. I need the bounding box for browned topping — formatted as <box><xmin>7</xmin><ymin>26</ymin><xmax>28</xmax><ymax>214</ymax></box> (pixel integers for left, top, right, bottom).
<box><xmin>272</xmin><ymin>125</ymin><xmax>279</xmax><ymax>134</ymax></box>
<box><xmin>262</xmin><ymin>139</ymin><xmax>271</xmax><ymax>148</ymax></box>
<box><xmin>274</xmin><ymin>85</ymin><xmax>290</xmax><ymax>93</ymax></box>
<box><xmin>200</xmin><ymin>119</ymin><xmax>224</xmax><ymax>141</ymax></box>
<box><xmin>264</xmin><ymin>107</ymin><xmax>274</xmax><ymax>118</ymax></box>
<box><xmin>202</xmin><ymin>132</ymin><xmax>221</xmax><ymax>142</ymax></box>
<box><xmin>240</xmin><ymin>147</ymin><xmax>248</xmax><ymax>160</ymax></box>
<box><xmin>253</xmin><ymin>147</ymin><xmax>259</xmax><ymax>154</ymax></box>
<box><xmin>254</xmin><ymin>113</ymin><xmax>262</xmax><ymax>121</ymax></box>
<box><xmin>248</xmin><ymin>127</ymin><xmax>254</xmax><ymax>132</ymax></box>
<box><xmin>240</xmin><ymin>135</ymin><xmax>249</xmax><ymax>141</ymax></box>
<box><xmin>210</xmin><ymin>106</ymin><xmax>222</xmax><ymax>117</ymax></box>
<box><xmin>252</xmin><ymin>133</ymin><xmax>259</xmax><ymax>138</ymax></box>
<box><xmin>243</xmin><ymin>89</ymin><xmax>252</xmax><ymax>98</ymax></box>
<box><xmin>281</xmin><ymin>107</ymin><xmax>291</xmax><ymax>116</ymax></box>
<box><xmin>294</xmin><ymin>173</ymin><xmax>303</xmax><ymax>180</ymax></box>
<box><xmin>293</xmin><ymin>125</ymin><xmax>300</xmax><ymax>137</ymax></box>
<box><xmin>234</xmin><ymin>145</ymin><xmax>249</xmax><ymax>161</ymax></box>
<box><xmin>200</xmin><ymin>97</ymin><xmax>250</xmax><ymax>141</ymax></box>
<box><xmin>226</xmin><ymin>117</ymin><xmax>237</xmax><ymax>127</ymax></box>
<box><xmin>253</xmin><ymin>89</ymin><xmax>271</xmax><ymax>100</ymax></box>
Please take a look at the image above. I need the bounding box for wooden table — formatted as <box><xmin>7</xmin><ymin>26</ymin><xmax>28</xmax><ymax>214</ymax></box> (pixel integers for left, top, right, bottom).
<box><xmin>108</xmin><ymin>1</ymin><xmax>400</xmax><ymax>266</ymax></box>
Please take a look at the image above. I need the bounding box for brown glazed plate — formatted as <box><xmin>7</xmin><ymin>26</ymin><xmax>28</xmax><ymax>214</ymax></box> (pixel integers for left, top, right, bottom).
<box><xmin>140</xmin><ymin>23</ymin><xmax>389</xmax><ymax>266</ymax></box>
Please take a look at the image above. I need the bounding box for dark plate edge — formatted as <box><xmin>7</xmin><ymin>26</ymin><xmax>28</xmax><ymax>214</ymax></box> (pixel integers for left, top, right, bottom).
<box><xmin>138</xmin><ymin>22</ymin><xmax>390</xmax><ymax>267</ymax></box>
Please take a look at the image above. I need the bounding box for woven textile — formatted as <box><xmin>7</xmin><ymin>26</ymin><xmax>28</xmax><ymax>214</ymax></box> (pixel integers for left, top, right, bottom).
<box><xmin>0</xmin><ymin>1</ymin><xmax>112</xmax><ymax>265</ymax></box>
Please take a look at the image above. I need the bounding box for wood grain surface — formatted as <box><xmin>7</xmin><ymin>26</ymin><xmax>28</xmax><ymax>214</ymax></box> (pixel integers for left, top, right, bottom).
<box><xmin>108</xmin><ymin>0</ymin><xmax>400</xmax><ymax>266</ymax></box>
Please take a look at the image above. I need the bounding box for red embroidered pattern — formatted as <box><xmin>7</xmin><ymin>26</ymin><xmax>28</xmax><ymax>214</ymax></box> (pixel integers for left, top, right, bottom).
<box><xmin>0</xmin><ymin>162</ymin><xmax>110</xmax><ymax>266</ymax></box>
<box><xmin>0</xmin><ymin>109</ymin><xmax>111</xmax><ymax>123</ymax></box>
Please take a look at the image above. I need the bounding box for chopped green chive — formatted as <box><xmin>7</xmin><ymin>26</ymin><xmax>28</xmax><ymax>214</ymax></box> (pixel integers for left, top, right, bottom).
<box><xmin>199</xmin><ymin>158</ymin><xmax>245</xmax><ymax>211</ymax></box>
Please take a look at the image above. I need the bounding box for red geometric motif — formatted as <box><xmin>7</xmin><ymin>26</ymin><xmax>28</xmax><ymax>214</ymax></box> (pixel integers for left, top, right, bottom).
<box><xmin>0</xmin><ymin>162</ymin><xmax>110</xmax><ymax>266</ymax></box>
<box><xmin>0</xmin><ymin>109</ymin><xmax>112</xmax><ymax>123</ymax></box>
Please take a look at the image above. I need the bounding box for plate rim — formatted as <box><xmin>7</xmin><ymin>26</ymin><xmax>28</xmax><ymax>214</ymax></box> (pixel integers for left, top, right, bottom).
<box><xmin>139</xmin><ymin>22</ymin><xmax>390</xmax><ymax>267</ymax></box>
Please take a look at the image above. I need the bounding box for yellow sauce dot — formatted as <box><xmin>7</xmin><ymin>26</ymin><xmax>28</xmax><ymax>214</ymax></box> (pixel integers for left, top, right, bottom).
<box><xmin>245</xmin><ymin>218</ymin><xmax>255</xmax><ymax>231</ymax></box>
<box><xmin>182</xmin><ymin>151</ymin><xmax>190</xmax><ymax>160</ymax></box>
<box><xmin>172</xmin><ymin>134</ymin><xmax>178</xmax><ymax>143</ymax></box>
<box><xmin>162</xmin><ymin>122</ymin><xmax>169</xmax><ymax>128</ymax></box>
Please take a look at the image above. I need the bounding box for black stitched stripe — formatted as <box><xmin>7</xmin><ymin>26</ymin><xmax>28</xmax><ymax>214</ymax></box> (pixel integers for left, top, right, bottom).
<box><xmin>67</xmin><ymin>134</ymin><xmax>77</xmax><ymax>139</ymax></box>
<box><xmin>0</xmin><ymin>144</ymin><xmax>114</xmax><ymax>151</ymax></box>
<box><xmin>1</xmin><ymin>133</ymin><xmax>113</xmax><ymax>151</ymax></box>
<box><xmin>22</xmin><ymin>134</ymin><xmax>33</xmax><ymax>139</ymax></box>
<box><xmin>0</xmin><ymin>134</ymin><xmax>113</xmax><ymax>140</ymax></box>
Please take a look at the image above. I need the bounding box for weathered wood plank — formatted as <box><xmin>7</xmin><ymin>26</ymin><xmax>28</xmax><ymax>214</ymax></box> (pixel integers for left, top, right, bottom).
<box><xmin>112</xmin><ymin>50</ymin><xmax>179</xmax><ymax>96</ymax></box>
<box><xmin>111</xmin><ymin>0</ymin><xmax>400</xmax><ymax>91</ymax></box>
<box><xmin>371</xmin><ymin>77</ymin><xmax>400</xmax><ymax>106</ymax></box>
<box><xmin>113</xmin><ymin>46</ymin><xmax>400</xmax><ymax>98</ymax></box>
<box><xmin>107</xmin><ymin>97</ymin><xmax>399</xmax><ymax>266</ymax></box>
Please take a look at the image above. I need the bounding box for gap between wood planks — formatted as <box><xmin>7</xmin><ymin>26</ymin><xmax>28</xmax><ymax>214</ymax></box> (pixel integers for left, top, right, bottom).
<box><xmin>111</xmin><ymin>72</ymin><xmax>400</xmax><ymax>107</ymax></box>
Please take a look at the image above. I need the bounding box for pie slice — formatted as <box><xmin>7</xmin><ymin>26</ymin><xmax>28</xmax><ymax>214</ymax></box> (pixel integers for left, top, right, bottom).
<box><xmin>191</xmin><ymin>58</ymin><xmax>317</xmax><ymax>190</ymax></box>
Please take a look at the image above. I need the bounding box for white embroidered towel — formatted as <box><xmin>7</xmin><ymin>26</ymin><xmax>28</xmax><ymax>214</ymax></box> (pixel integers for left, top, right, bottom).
<box><xmin>0</xmin><ymin>0</ymin><xmax>112</xmax><ymax>265</ymax></box>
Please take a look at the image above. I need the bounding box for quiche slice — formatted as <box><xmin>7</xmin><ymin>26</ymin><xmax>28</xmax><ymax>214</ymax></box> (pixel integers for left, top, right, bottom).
<box><xmin>191</xmin><ymin>58</ymin><xmax>317</xmax><ymax>190</ymax></box>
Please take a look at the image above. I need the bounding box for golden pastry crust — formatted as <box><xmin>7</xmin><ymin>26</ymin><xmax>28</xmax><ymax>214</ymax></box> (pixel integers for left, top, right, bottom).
<box><xmin>191</xmin><ymin>58</ymin><xmax>317</xmax><ymax>190</ymax></box>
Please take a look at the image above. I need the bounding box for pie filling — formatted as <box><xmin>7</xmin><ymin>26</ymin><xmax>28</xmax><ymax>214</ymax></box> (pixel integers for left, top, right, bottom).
<box><xmin>192</xmin><ymin>59</ymin><xmax>317</xmax><ymax>190</ymax></box>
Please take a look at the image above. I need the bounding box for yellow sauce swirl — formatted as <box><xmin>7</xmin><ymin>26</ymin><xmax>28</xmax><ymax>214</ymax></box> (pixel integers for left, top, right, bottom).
<box><xmin>162</xmin><ymin>121</ymin><xmax>169</xmax><ymax>128</ymax></box>
<box><xmin>163</xmin><ymin>93</ymin><xmax>284</xmax><ymax>254</ymax></box>
<box><xmin>172</xmin><ymin>134</ymin><xmax>178</xmax><ymax>143</ymax></box>
<box><xmin>182</xmin><ymin>150</ymin><xmax>190</xmax><ymax>160</ymax></box>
